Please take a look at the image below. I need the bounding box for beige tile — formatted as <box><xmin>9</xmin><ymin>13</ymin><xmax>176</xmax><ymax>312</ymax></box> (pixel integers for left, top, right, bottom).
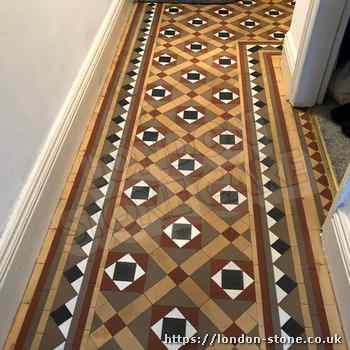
<box><xmin>145</xmin><ymin>276</ymin><xmax>176</xmax><ymax>304</ymax></box>
<box><xmin>200</xmin><ymin>300</ymin><xmax>232</xmax><ymax>332</ymax></box>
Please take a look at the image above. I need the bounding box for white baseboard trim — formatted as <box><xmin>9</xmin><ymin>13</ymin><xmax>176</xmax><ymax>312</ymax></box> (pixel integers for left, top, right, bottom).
<box><xmin>0</xmin><ymin>0</ymin><xmax>133</xmax><ymax>346</ymax></box>
<box><xmin>283</xmin><ymin>31</ymin><xmax>297</xmax><ymax>77</ymax></box>
<box><xmin>322</xmin><ymin>209</ymin><xmax>350</xmax><ymax>345</ymax></box>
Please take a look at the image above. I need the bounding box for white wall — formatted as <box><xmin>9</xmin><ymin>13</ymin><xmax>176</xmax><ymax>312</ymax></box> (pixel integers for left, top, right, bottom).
<box><xmin>0</xmin><ymin>0</ymin><xmax>113</xmax><ymax>236</ymax></box>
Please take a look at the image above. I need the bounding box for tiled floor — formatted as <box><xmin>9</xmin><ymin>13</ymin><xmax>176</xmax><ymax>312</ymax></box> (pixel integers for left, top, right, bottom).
<box><xmin>6</xmin><ymin>1</ymin><xmax>346</xmax><ymax>349</ymax></box>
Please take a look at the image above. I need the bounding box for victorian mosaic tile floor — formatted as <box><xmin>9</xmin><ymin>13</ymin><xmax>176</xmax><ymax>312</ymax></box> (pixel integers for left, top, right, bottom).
<box><xmin>5</xmin><ymin>1</ymin><xmax>346</xmax><ymax>349</ymax></box>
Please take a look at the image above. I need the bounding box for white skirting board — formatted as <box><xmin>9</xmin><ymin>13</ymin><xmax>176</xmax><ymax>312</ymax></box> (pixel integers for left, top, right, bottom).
<box><xmin>0</xmin><ymin>0</ymin><xmax>134</xmax><ymax>346</ymax></box>
<box><xmin>322</xmin><ymin>210</ymin><xmax>350</xmax><ymax>345</ymax></box>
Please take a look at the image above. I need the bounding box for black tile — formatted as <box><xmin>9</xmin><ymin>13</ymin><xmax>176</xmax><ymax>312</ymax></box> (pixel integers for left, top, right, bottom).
<box><xmin>114</xmin><ymin>261</ymin><xmax>136</xmax><ymax>282</ymax></box>
<box><xmin>277</xmin><ymin>275</ymin><xmax>297</xmax><ymax>294</ymax></box>
<box><xmin>190</xmin><ymin>43</ymin><xmax>202</xmax><ymax>50</ymax></box>
<box><xmin>75</xmin><ymin>232</ymin><xmax>93</xmax><ymax>247</ymax></box>
<box><xmin>107</xmin><ymin>134</ymin><xmax>120</xmax><ymax>144</ymax></box>
<box><xmin>178</xmin><ymin>159</ymin><xmax>195</xmax><ymax>171</ymax></box>
<box><xmin>187</xmin><ymin>72</ymin><xmax>200</xmax><ymax>81</ymax></box>
<box><xmin>94</xmin><ymin>177</ymin><xmax>108</xmax><ymax>189</ymax></box>
<box><xmin>86</xmin><ymin>202</ymin><xmax>101</xmax><ymax>216</ymax></box>
<box><xmin>152</xmin><ymin>88</ymin><xmax>166</xmax><ymax>98</ymax></box>
<box><xmin>183</xmin><ymin>110</ymin><xmax>198</xmax><ymax>120</ymax></box>
<box><xmin>101</xmin><ymin>154</ymin><xmax>114</xmax><ymax>164</ymax></box>
<box><xmin>264</xmin><ymin>180</ymin><xmax>279</xmax><ymax>192</ymax></box>
<box><xmin>271</xmin><ymin>239</ymin><xmax>289</xmax><ymax>255</ymax></box>
<box><xmin>261</xmin><ymin>156</ymin><xmax>274</xmax><ymax>167</ymax></box>
<box><xmin>51</xmin><ymin>305</ymin><xmax>72</xmax><ymax>326</ymax></box>
<box><xmin>220</xmin><ymin>191</ymin><xmax>238</xmax><ymax>205</ymax></box>
<box><xmin>219</xmin><ymin>134</ymin><xmax>235</xmax><ymax>145</ymax></box>
<box><xmin>221</xmin><ymin>269</ymin><xmax>244</xmax><ymax>290</ymax></box>
<box><xmin>172</xmin><ymin>223</ymin><xmax>192</xmax><ymax>240</ymax></box>
<box><xmin>219</xmin><ymin>58</ymin><xmax>232</xmax><ymax>66</ymax></box>
<box><xmin>268</xmin><ymin>207</ymin><xmax>285</xmax><ymax>222</ymax></box>
<box><xmin>161</xmin><ymin>317</ymin><xmax>187</xmax><ymax>340</ymax></box>
<box><xmin>282</xmin><ymin>318</ymin><xmax>304</xmax><ymax>338</ymax></box>
<box><xmin>219</xmin><ymin>92</ymin><xmax>233</xmax><ymax>101</ymax></box>
<box><xmin>131</xmin><ymin>186</ymin><xmax>150</xmax><ymax>200</ymax></box>
<box><xmin>143</xmin><ymin>131</ymin><xmax>159</xmax><ymax>142</ymax></box>
<box><xmin>64</xmin><ymin>265</ymin><xmax>83</xmax><ymax>283</ymax></box>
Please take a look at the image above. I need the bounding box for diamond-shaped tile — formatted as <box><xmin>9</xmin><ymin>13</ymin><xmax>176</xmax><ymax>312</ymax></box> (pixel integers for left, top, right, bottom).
<box><xmin>186</xmin><ymin>41</ymin><xmax>206</xmax><ymax>52</ymax></box>
<box><xmin>265</xmin><ymin>8</ymin><xmax>283</xmax><ymax>17</ymax></box>
<box><xmin>240</xmin><ymin>18</ymin><xmax>260</xmax><ymax>29</ymax></box>
<box><xmin>213</xmin><ymin>130</ymin><xmax>241</xmax><ymax>149</ymax></box>
<box><xmin>213</xmin><ymin>185</ymin><xmax>246</xmax><ymax>211</ymax></box>
<box><xmin>238</xmin><ymin>0</ymin><xmax>256</xmax><ymax>7</ymax></box>
<box><xmin>214</xmin><ymin>88</ymin><xmax>239</xmax><ymax>104</ymax></box>
<box><xmin>151</xmin><ymin>308</ymin><xmax>197</xmax><ymax>348</ymax></box>
<box><xmin>188</xmin><ymin>17</ymin><xmax>207</xmax><ymax>27</ymax></box>
<box><xmin>177</xmin><ymin>106</ymin><xmax>204</xmax><ymax>124</ymax></box>
<box><xmin>166</xmin><ymin>6</ymin><xmax>183</xmax><ymax>15</ymax></box>
<box><xmin>164</xmin><ymin>217</ymin><xmax>200</xmax><ymax>248</ymax></box>
<box><xmin>215</xmin><ymin>30</ymin><xmax>234</xmax><ymax>40</ymax></box>
<box><xmin>154</xmin><ymin>53</ymin><xmax>176</xmax><ymax>66</ymax></box>
<box><xmin>269</xmin><ymin>31</ymin><xmax>285</xmax><ymax>40</ymax></box>
<box><xmin>214</xmin><ymin>7</ymin><xmax>232</xmax><ymax>17</ymax></box>
<box><xmin>147</xmin><ymin>85</ymin><xmax>171</xmax><ymax>101</ymax></box>
<box><xmin>182</xmin><ymin>70</ymin><xmax>205</xmax><ymax>83</ymax></box>
<box><xmin>211</xmin><ymin>261</ymin><xmax>253</xmax><ymax>299</ymax></box>
<box><xmin>137</xmin><ymin>127</ymin><xmax>165</xmax><ymax>146</ymax></box>
<box><xmin>124</xmin><ymin>180</ymin><xmax>157</xmax><ymax>205</ymax></box>
<box><xmin>160</xmin><ymin>27</ymin><xmax>180</xmax><ymax>38</ymax></box>
<box><xmin>171</xmin><ymin>154</ymin><xmax>201</xmax><ymax>176</ymax></box>
<box><xmin>215</xmin><ymin>56</ymin><xmax>236</xmax><ymax>68</ymax></box>
<box><xmin>105</xmin><ymin>254</ymin><xmax>145</xmax><ymax>291</ymax></box>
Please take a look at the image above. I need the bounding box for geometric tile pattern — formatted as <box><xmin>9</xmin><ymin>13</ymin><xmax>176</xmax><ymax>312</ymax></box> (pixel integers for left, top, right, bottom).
<box><xmin>245</xmin><ymin>43</ymin><xmax>303</xmax><ymax>342</ymax></box>
<box><xmin>9</xmin><ymin>2</ymin><xmax>342</xmax><ymax>349</ymax></box>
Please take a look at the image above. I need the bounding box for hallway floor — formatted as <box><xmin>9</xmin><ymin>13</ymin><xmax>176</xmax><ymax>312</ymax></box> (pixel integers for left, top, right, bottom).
<box><xmin>6</xmin><ymin>1</ymin><xmax>346</xmax><ymax>349</ymax></box>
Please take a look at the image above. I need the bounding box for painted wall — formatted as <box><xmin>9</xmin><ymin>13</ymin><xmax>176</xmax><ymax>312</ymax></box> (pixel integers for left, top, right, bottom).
<box><xmin>0</xmin><ymin>0</ymin><xmax>112</xmax><ymax>237</ymax></box>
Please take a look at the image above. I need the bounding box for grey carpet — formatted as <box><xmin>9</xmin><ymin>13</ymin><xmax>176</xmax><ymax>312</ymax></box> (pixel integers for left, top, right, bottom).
<box><xmin>310</xmin><ymin>99</ymin><xmax>350</xmax><ymax>183</ymax></box>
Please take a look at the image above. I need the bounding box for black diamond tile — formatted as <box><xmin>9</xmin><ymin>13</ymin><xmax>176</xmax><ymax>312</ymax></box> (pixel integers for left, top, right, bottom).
<box><xmin>64</xmin><ymin>265</ymin><xmax>83</xmax><ymax>283</ymax></box>
<box><xmin>75</xmin><ymin>232</ymin><xmax>93</xmax><ymax>247</ymax></box>
<box><xmin>265</xmin><ymin>180</ymin><xmax>279</xmax><ymax>192</ymax></box>
<box><xmin>253</xmin><ymin>85</ymin><xmax>264</xmax><ymax>93</ymax></box>
<box><xmin>131</xmin><ymin>186</ymin><xmax>150</xmax><ymax>200</ymax></box>
<box><xmin>259</xmin><ymin>136</ymin><xmax>272</xmax><ymax>146</ymax></box>
<box><xmin>277</xmin><ymin>275</ymin><xmax>297</xmax><ymax>294</ymax></box>
<box><xmin>161</xmin><ymin>318</ymin><xmax>186</xmax><ymax>340</ymax></box>
<box><xmin>86</xmin><ymin>202</ymin><xmax>101</xmax><ymax>216</ymax></box>
<box><xmin>51</xmin><ymin>305</ymin><xmax>72</xmax><ymax>326</ymax></box>
<box><xmin>282</xmin><ymin>318</ymin><xmax>304</xmax><ymax>338</ymax></box>
<box><xmin>256</xmin><ymin>117</ymin><xmax>269</xmax><ymax>126</ymax></box>
<box><xmin>114</xmin><ymin>261</ymin><xmax>136</xmax><ymax>282</ymax></box>
<box><xmin>107</xmin><ymin>134</ymin><xmax>120</xmax><ymax>144</ymax></box>
<box><xmin>261</xmin><ymin>156</ymin><xmax>274</xmax><ymax>167</ymax></box>
<box><xmin>271</xmin><ymin>239</ymin><xmax>290</xmax><ymax>255</ymax></box>
<box><xmin>251</xmin><ymin>71</ymin><xmax>261</xmax><ymax>78</ymax></box>
<box><xmin>113</xmin><ymin>115</ymin><xmax>125</xmax><ymax>125</ymax></box>
<box><xmin>254</xmin><ymin>100</ymin><xmax>266</xmax><ymax>108</ymax></box>
<box><xmin>190</xmin><ymin>43</ymin><xmax>202</xmax><ymax>50</ymax></box>
<box><xmin>268</xmin><ymin>207</ymin><xmax>285</xmax><ymax>222</ymax></box>
<box><xmin>221</xmin><ymin>269</ymin><xmax>244</xmax><ymax>290</ymax></box>
<box><xmin>101</xmin><ymin>154</ymin><xmax>114</xmax><ymax>164</ymax></box>
<box><xmin>172</xmin><ymin>223</ymin><xmax>192</xmax><ymax>240</ymax></box>
<box><xmin>220</xmin><ymin>191</ymin><xmax>238</xmax><ymax>205</ymax></box>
